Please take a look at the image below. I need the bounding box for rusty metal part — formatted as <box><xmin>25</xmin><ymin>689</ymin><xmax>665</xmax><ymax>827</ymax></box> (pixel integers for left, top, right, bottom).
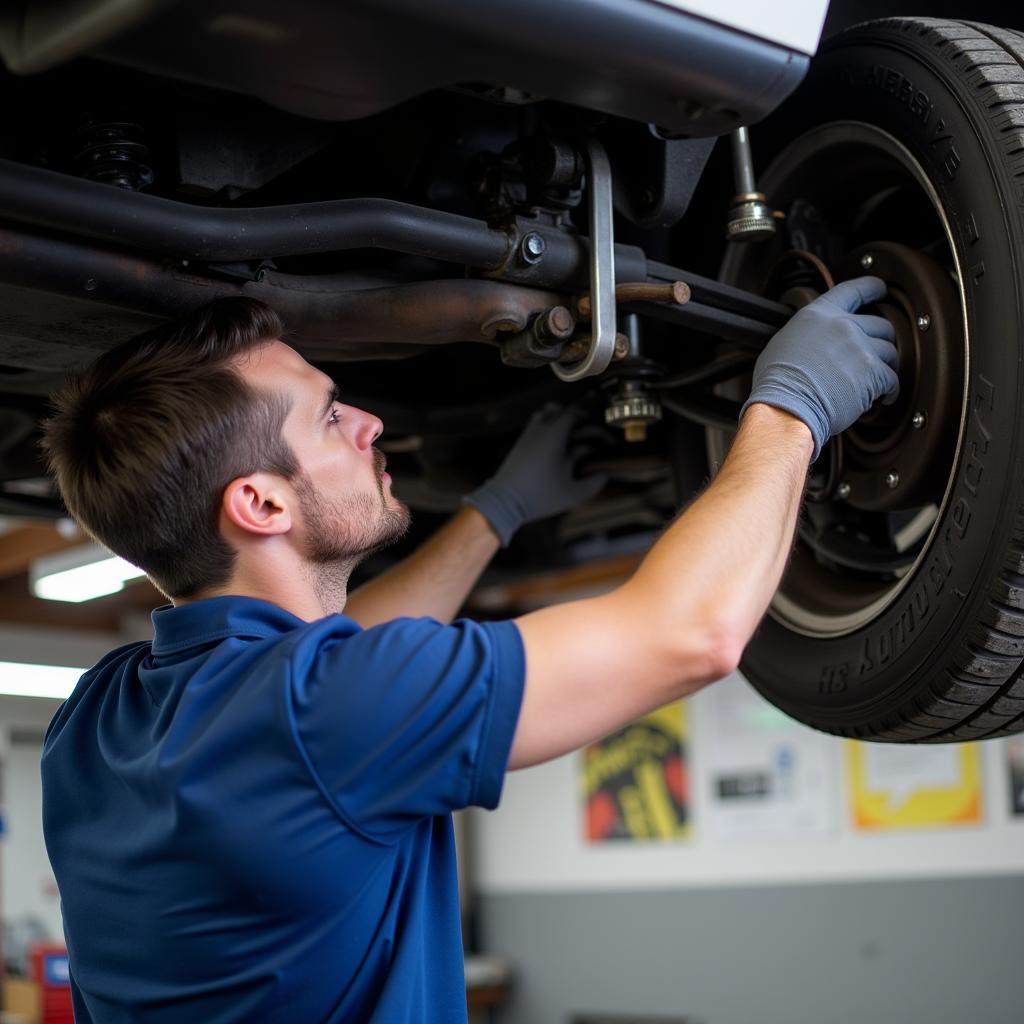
<box><xmin>0</xmin><ymin>222</ymin><xmax>575</xmax><ymax>363</ymax></box>
<box><xmin>535</xmin><ymin>305</ymin><xmax>575</xmax><ymax>341</ymax></box>
<box><xmin>836</xmin><ymin>241</ymin><xmax>964</xmax><ymax>513</ymax></box>
<box><xmin>576</xmin><ymin>280</ymin><xmax>690</xmax><ymax>318</ymax></box>
<box><xmin>500</xmin><ymin>304</ymin><xmax>578</xmax><ymax>367</ymax></box>
<box><xmin>312</xmin><ymin>279</ymin><xmax>573</xmax><ymax>345</ymax></box>
<box><xmin>558</xmin><ymin>331</ymin><xmax>629</xmax><ymax>366</ymax></box>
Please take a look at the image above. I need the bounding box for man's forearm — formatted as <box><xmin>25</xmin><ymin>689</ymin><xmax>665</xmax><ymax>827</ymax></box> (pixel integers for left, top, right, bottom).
<box><xmin>625</xmin><ymin>402</ymin><xmax>814</xmax><ymax>663</ymax></box>
<box><xmin>344</xmin><ymin>505</ymin><xmax>500</xmax><ymax>627</ymax></box>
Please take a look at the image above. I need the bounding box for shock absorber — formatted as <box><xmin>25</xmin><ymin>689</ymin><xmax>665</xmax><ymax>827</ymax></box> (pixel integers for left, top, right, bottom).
<box><xmin>74</xmin><ymin>115</ymin><xmax>154</xmax><ymax>191</ymax></box>
<box><xmin>725</xmin><ymin>126</ymin><xmax>777</xmax><ymax>242</ymax></box>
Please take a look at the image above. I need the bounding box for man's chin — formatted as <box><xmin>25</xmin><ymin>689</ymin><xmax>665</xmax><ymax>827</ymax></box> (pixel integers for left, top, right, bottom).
<box><xmin>373</xmin><ymin>501</ymin><xmax>412</xmax><ymax>552</ymax></box>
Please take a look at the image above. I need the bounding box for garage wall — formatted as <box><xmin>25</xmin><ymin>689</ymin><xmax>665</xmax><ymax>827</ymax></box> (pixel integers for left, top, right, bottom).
<box><xmin>2</xmin><ymin>729</ymin><xmax>62</xmax><ymax>942</ymax></box>
<box><xmin>0</xmin><ymin>625</ymin><xmax>119</xmax><ymax>948</ymax></box>
<box><xmin>471</xmin><ymin>673</ymin><xmax>1024</xmax><ymax>1022</ymax></box>
<box><xmin>477</xmin><ymin>876</ymin><xmax>1024</xmax><ymax>1024</ymax></box>
<box><xmin>475</xmin><ymin>674</ymin><xmax>1023</xmax><ymax>893</ymax></box>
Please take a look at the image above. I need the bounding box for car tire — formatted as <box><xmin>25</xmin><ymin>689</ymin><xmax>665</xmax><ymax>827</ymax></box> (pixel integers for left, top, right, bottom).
<box><xmin>719</xmin><ymin>18</ymin><xmax>1024</xmax><ymax>742</ymax></box>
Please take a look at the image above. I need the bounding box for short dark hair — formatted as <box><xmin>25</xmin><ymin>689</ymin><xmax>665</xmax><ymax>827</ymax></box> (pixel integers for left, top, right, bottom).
<box><xmin>41</xmin><ymin>297</ymin><xmax>300</xmax><ymax>599</ymax></box>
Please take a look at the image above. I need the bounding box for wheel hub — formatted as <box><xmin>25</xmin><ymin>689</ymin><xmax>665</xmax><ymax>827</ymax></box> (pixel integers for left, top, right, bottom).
<box><xmin>837</xmin><ymin>241</ymin><xmax>964</xmax><ymax>513</ymax></box>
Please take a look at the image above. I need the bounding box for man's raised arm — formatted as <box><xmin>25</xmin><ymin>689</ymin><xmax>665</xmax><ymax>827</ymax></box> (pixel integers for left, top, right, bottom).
<box><xmin>510</xmin><ymin>276</ymin><xmax>901</xmax><ymax>769</ymax></box>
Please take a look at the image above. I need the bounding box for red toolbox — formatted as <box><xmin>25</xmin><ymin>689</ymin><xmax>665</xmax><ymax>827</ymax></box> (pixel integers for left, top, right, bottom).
<box><xmin>29</xmin><ymin>943</ymin><xmax>73</xmax><ymax>1024</ymax></box>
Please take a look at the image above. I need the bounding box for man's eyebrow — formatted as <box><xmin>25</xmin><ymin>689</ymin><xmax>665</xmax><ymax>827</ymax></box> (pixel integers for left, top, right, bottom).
<box><xmin>317</xmin><ymin>382</ymin><xmax>342</xmax><ymax>423</ymax></box>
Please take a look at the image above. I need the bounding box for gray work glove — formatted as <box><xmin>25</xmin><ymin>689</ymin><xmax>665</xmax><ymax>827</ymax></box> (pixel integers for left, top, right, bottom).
<box><xmin>464</xmin><ymin>405</ymin><xmax>607</xmax><ymax>546</ymax></box>
<box><xmin>740</xmin><ymin>275</ymin><xmax>900</xmax><ymax>461</ymax></box>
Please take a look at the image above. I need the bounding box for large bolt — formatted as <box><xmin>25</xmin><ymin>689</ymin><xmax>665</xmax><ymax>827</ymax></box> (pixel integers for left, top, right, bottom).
<box><xmin>534</xmin><ymin>305</ymin><xmax>575</xmax><ymax>342</ymax></box>
<box><xmin>520</xmin><ymin>232</ymin><xmax>546</xmax><ymax>265</ymax></box>
<box><xmin>912</xmin><ymin>411</ymin><xmax>927</xmax><ymax>430</ymax></box>
<box><xmin>836</xmin><ymin>481</ymin><xmax>851</xmax><ymax>500</ymax></box>
<box><xmin>885</xmin><ymin>471</ymin><xmax>900</xmax><ymax>490</ymax></box>
<box><xmin>916</xmin><ymin>314</ymin><xmax>931</xmax><ymax>331</ymax></box>
<box><xmin>613</xmin><ymin>333</ymin><xmax>630</xmax><ymax>361</ymax></box>
<box><xmin>860</xmin><ymin>253</ymin><xmax>874</xmax><ymax>270</ymax></box>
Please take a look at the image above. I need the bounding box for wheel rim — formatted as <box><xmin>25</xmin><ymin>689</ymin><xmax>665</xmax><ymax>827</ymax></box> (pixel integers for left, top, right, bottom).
<box><xmin>715</xmin><ymin>121</ymin><xmax>970</xmax><ymax>638</ymax></box>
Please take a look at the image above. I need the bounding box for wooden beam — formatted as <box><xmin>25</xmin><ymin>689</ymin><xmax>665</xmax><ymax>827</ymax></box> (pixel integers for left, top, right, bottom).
<box><xmin>0</xmin><ymin>570</ymin><xmax>162</xmax><ymax>633</ymax></box>
<box><xmin>0</xmin><ymin>525</ymin><xmax>84</xmax><ymax>579</ymax></box>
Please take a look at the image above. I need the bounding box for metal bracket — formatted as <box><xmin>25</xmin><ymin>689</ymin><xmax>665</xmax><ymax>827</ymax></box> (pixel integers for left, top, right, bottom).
<box><xmin>552</xmin><ymin>141</ymin><xmax>616</xmax><ymax>382</ymax></box>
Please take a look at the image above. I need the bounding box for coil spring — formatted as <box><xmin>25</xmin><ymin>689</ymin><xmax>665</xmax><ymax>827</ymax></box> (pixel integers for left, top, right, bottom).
<box><xmin>75</xmin><ymin>118</ymin><xmax>153</xmax><ymax>191</ymax></box>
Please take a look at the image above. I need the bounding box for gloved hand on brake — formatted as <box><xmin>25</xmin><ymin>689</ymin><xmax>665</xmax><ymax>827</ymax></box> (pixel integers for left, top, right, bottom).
<box><xmin>464</xmin><ymin>405</ymin><xmax>607</xmax><ymax>547</ymax></box>
<box><xmin>740</xmin><ymin>275</ymin><xmax>901</xmax><ymax>461</ymax></box>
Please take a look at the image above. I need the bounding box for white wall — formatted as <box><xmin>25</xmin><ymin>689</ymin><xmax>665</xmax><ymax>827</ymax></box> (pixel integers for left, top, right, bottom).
<box><xmin>3</xmin><ymin>732</ymin><xmax>62</xmax><ymax>941</ymax></box>
<box><xmin>475</xmin><ymin>672</ymin><xmax>1024</xmax><ymax>893</ymax></box>
<box><xmin>0</xmin><ymin>625</ymin><xmax>123</xmax><ymax>944</ymax></box>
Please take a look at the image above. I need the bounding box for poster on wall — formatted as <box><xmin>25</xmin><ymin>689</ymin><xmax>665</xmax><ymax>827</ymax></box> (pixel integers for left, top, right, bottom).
<box><xmin>846</xmin><ymin>741</ymin><xmax>982</xmax><ymax>830</ymax></box>
<box><xmin>581</xmin><ymin>701</ymin><xmax>689</xmax><ymax>842</ymax></box>
<box><xmin>698</xmin><ymin>672</ymin><xmax>838</xmax><ymax>840</ymax></box>
<box><xmin>1007</xmin><ymin>735</ymin><xmax>1024</xmax><ymax>817</ymax></box>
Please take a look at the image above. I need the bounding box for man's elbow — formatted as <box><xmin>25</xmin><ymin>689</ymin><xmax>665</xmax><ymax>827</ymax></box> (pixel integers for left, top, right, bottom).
<box><xmin>709</xmin><ymin>627</ymin><xmax>744</xmax><ymax>680</ymax></box>
<box><xmin>684</xmin><ymin>618</ymin><xmax>745</xmax><ymax>686</ymax></box>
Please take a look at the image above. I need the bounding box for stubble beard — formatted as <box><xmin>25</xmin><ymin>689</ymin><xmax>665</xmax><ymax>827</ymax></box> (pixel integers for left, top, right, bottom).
<box><xmin>294</xmin><ymin>457</ymin><xmax>410</xmax><ymax>613</ymax></box>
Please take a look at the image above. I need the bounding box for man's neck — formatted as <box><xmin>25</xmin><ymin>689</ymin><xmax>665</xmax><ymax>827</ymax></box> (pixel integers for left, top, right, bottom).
<box><xmin>181</xmin><ymin>571</ymin><xmax>349</xmax><ymax>623</ymax></box>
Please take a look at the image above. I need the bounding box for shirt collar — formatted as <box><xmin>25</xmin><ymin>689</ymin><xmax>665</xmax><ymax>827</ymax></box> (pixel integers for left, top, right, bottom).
<box><xmin>150</xmin><ymin>595</ymin><xmax>308</xmax><ymax>656</ymax></box>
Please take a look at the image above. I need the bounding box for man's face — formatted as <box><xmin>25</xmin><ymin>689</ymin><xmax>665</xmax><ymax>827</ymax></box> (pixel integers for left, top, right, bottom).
<box><xmin>239</xmin><ymin>341</ymin><xmax>410</xmax><ymax>564</ymax></box>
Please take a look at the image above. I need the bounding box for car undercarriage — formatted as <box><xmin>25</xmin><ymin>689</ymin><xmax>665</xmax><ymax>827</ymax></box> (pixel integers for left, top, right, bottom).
<box><xmin>4</xmin><ymin>0</ymin><xmax>1024</xmax><ymax>743</ymax></box>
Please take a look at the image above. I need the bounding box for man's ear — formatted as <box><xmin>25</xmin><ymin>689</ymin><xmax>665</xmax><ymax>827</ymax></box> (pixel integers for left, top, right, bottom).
<box><xmin>222</xmin><ymin>473</ymin><xmax>292</xmax><ymax>537</ymax></box>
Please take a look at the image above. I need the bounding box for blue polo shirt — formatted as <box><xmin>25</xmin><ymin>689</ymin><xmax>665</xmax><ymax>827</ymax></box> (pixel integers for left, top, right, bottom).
<box><xmin>40</xmin><ymin>596</ymin><xmax>525</xmax><ymax>1023</ymax></box>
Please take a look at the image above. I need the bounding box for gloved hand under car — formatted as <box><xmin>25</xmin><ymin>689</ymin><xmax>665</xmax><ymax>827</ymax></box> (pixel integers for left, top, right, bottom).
<box><xmin>740</xmin><ymin>275</ymin><xmax>900</xmax><ymax>461</ymax></box>
<box><xmin>465</xmin><ymin>404</ymin><xmax>607</xmax><ymax>547</ymax></box>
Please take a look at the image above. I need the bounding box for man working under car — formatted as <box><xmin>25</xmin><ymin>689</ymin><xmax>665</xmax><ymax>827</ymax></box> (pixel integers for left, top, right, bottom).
<box><xmin>40</xmin><ymin>275</ymin><xmax>898</xmax><ymax>1023</ymax></box>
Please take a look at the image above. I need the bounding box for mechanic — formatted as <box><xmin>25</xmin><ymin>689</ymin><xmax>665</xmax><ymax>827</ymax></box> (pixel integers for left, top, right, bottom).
<box><xmin>39</xmin><ymin>275</ymin><xmax>898</xmax><ymax>1023</ymax></box>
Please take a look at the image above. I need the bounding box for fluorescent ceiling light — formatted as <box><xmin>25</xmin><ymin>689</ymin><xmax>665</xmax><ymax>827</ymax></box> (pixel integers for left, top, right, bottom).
<box><xmin>0</xmin><ymin>662</ymin><xmax>85</xmax><ymax>699</ymax></box>
<box><xmin>30</xmin><ymin>542</ymin><xmax>146</xmax><ymax>603</ymax></box>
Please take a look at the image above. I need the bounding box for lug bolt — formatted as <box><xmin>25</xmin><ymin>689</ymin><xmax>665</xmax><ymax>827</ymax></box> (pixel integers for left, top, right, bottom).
<box><xmin>836</xmin><ymin>481</ymin><xmax>851</xmax><ymax>500</ymax></box>
<box><xmin>613</xmin><ymin>333</ymin><xmax>630</xmax><ymax>361</ymax></box>
<box><xmin>912</xmin><ymin>411</ymin><xmax>927</xmax><ymax>430</ymax></box>
<box><xmin>860</xmin><ymin>253</ymin><xmax>874</xmax><ymax>270</ymax></box>
<box><xmin>885</xmin><ymin>471</ymin><xmax>900</xmax><ymax>490</ymax></box>
<box><xmin>916</xmin><ymin>314</ymin><xmax>931</xmax><ymax>331</ymax></box>
<box><xmin>520</xmin><ymin>232</ymin><xmax>546</xmax><ymax>264</ymax></box>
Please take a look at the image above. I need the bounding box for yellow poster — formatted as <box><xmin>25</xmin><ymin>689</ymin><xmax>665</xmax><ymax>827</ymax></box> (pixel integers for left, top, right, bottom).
<box><xmin>581</xmin><ymin>701</ymin><xmax>689</xmax><ymax>842</ymax></box>
<box><xmin>846</xmin><ymin>740</ymin><xmax>982</xmax><ymax>830</ymax></box>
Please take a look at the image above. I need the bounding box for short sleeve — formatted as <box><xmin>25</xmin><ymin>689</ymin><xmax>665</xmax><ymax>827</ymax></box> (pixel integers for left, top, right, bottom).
<box><xmin>285</xmin><ymin>616</ymin><xmax>524</xmax><ymax>841</ymax></box>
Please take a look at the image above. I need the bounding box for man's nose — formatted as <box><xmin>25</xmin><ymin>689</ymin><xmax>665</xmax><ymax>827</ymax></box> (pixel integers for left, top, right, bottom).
<box><xmin>352</xmin><ymin>408</ymin><xmax>384</xmax><ymax>450</ymax></box>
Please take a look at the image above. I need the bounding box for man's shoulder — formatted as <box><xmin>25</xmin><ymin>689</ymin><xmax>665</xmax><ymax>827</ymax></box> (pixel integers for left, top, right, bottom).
<box><xmin>289</xmin><ymin>614</ymin><xmax>519</xmax><ymax>668</ymax></box>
